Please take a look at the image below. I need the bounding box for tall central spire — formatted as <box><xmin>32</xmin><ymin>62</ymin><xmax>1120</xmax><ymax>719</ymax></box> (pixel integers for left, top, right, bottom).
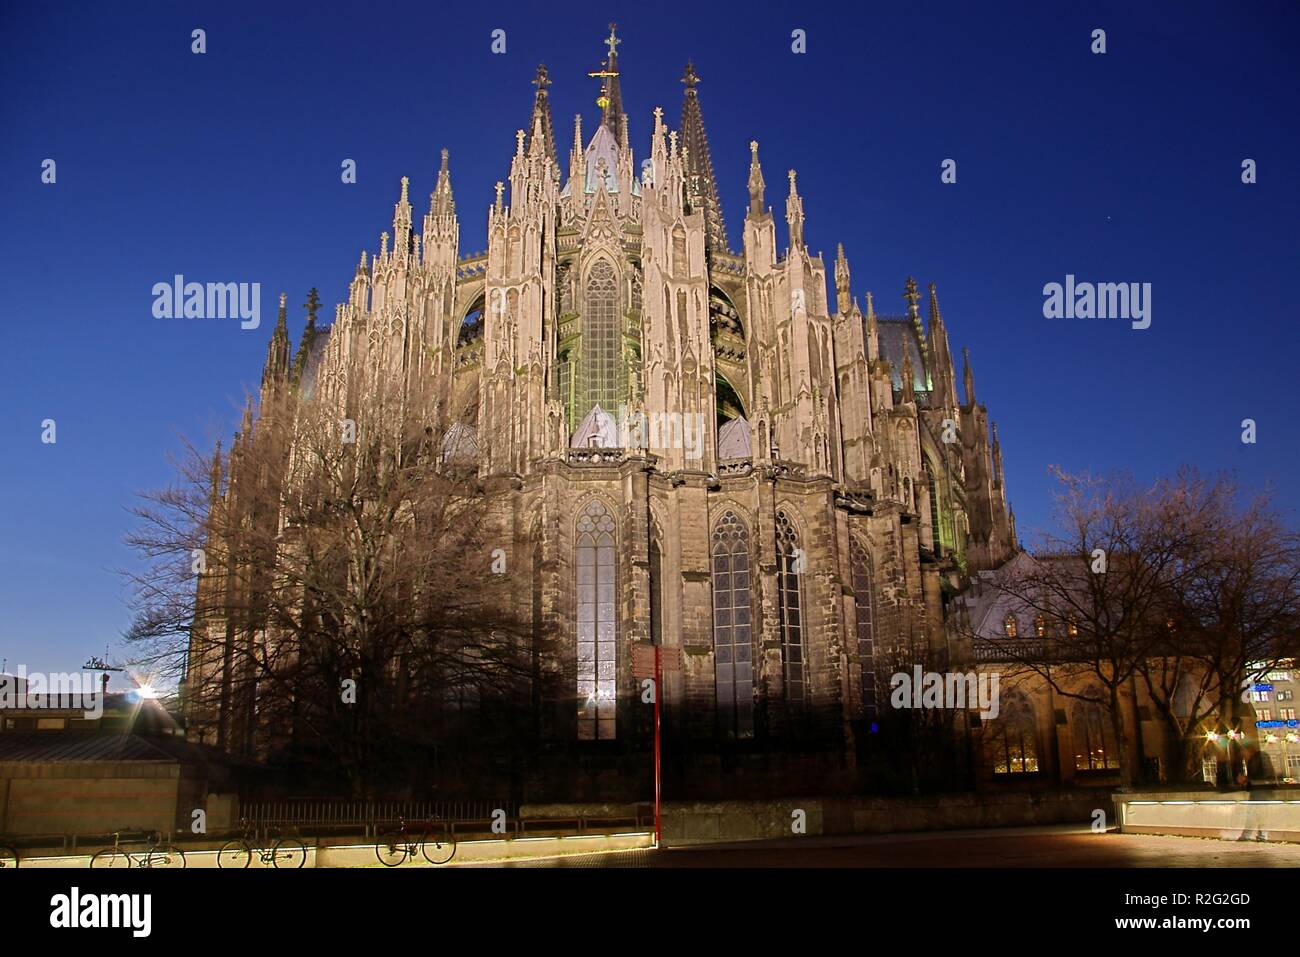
<box><xmin>587</xmin><ymin>23</ymin><xmax>625</xmax><ymax>148</ymax></box>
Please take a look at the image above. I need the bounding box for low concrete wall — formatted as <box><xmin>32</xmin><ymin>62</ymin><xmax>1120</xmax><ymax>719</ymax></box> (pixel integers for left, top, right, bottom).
<box><xmin>0</xmin><ymin>762</ymin><xmax>181</xmax><ymax>837</ymax></box>
<box><xmin>1116</xmin><ymin>790</ymin><xmax>1300</xmax><ymax>842</ymax></box>
<box><xmin>659</xmin><ymin>790</ymin><xmax>1106</xmax><ymax>845</ymax></box>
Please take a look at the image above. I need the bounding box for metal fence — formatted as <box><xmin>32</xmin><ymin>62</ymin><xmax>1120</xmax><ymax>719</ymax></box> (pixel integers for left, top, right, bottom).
<box><xmin>240</xmin><ymin>800</ymin><xmax>517</xmax><ymax>837</ymax></box>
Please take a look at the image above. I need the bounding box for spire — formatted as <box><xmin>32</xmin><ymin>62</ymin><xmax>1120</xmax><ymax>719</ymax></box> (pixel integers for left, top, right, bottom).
<box><xmin>392</xmin><ymin>176</ymin><xmax>412</xmax><ymax>253</ymax></box>
<box><xmin>963</xmin><ymin>346</ymin><xmax>976</xmax><ymax>405</ymax></box>
<box><xmin>527</xmin><ymin>64</ymin><xmax>557</xmax><ymax>165</ymax></box>
<box><xmin>208</xmin><ymin>441</ymin><xmax>223</xmax><ymax>505</ymax></box>
<box><xmin>588</xmin><ymin>24</ymin><xmax>625</xmax><ymax>147</ymax></box>
<box><xmin>928</xmin><ymin>281</ymin><xmax>944</xmax><ymax>329</ymax></box>
<box><xmin>903</xmin><ymin>276</ymin><xmax>926</xmax><ymax>358</ymax></box>
<box><xmin>834</xmin><ymin>243</ymin><xmax>851</xmax><ymax>314</ymax></box>
<box><xmin>261</xmin><ymin>292</ymin><xmax>291</xmax><ymax>390</ymax></box>
<box><xmin>679</xmin><ymin>61</ymin><xmax>729</xmax><ymax>254</ymax></box>
<box><xmin>430</xmin><ymin>148</ymin><xmax>455</xmax><ymax>219</ymax></box>
<box><xmin>992</xmin><ymin>422</ymin><xmax>1005</xmax><ymax>486</ymax></box>
<box><xmin>292</xmin><ymin>288</ymin><xmax>322</xmax><ymax>384</ymax></box>
<box><xmin>747</xmin><ymin>140</ymin><xmax>766</xmax><ymax>215</ymax></box>
<box><xmin>785</xmin><ymin>169</ymin><xmax>804</xmax><ymax>248</ymax></box>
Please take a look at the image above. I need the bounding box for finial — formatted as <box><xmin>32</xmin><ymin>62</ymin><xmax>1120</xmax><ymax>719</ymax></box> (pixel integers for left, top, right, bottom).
<box><xmin>653</xmin><ymin>105</ymin><xmax>663</xmax><ymax>122</ymax></box>
<box><xmin>380</xmin><ymin>231</ymin><xmax>389</xmax><ymax>257</ymax></box>
<box><xmin>278</xmin><ymin>292</ymin><xmax>287</xmax><ymax>310</ymax></box>
<box><xmin>399</xmin><ymin>175</ymin><xmax>409</xmax><ymax>202</ymax></box>
<box><xmin>904</xmin><ymin>277</ymin><xmax>921</xmax><ymax>314</ymax></box>
<box><xmin>928</xmin><ymin>281</ymin><xmax>942</xmax><ymax>325</ymax></box>
<box><xmin>788</xmin><ymin>169</ymin><xmax>798</xmax><ymax>193</ymax></box>
<box><xmin>605</xmin><ymin>23</ymin><xmax>620</xmax><ymax>59</ymax></box>
<box><xmin>495</xmin><ymin>181</ymin><xmax>505</xmax><ymax>209</ymax></box>
<box><xmin>532</xmin><ymin>63</ymin><xmax>550</xmax><ymax>91</ymax></box>
<box><xmin>440</xmin><ymin>148</ymin><xmax>449</xmax><ymax>170</ymax></box>
<box><xmin>682</xmin><ymin>61</ymin><xmax>700</xmax><ymax>92</ymax></box>
<box><xmin>516</xmin><ymin>129</ymin><xmax>526</xmax><ymax>154</ymax></box>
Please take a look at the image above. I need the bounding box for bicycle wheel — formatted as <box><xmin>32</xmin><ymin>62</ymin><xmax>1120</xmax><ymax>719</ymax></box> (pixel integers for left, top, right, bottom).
<box><xmin>375</xmin><ymin>831</ymin><xmax>408</xmax><ymax>867</ymax></box>
<box><xmin>271</xmin><ymin>837</ymin><xmax>307</xmax><ymax>869</ymax></box>
<box><xmin>421</xmin><ymin>829</ymin><xmax>456</xmax><ymax>866</ymax></box>
<box><xmin>147</xmin><ymin>844</ymin><xmax>186</xmax><ymax>869</ymax></box>
<box><xmin>90</xmin><ymin>849</ymin><xmax>131</xmax><ymax>869</ymax></box>
<box><xmin>0</xmin><ymin>845</ymin><xmax>17</xmax><ymax>869</ymax></box>
<box><xmin>217</xmin><ymin>840</ymin><xmax>252</xmax><ymax>869</ymax></box>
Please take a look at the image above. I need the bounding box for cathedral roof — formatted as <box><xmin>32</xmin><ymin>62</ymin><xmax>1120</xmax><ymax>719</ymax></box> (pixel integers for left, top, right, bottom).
<box><xmin>875</xmin><ymin>317</ymin><xmax>931</xmax><ymax>396</ymax></box>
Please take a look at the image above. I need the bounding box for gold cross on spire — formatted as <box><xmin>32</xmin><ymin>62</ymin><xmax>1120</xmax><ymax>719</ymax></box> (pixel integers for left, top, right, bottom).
<box><xmin>605</xmin><ymin>23</ymin><xmax>620</xmax><ymax>59</ymax></box>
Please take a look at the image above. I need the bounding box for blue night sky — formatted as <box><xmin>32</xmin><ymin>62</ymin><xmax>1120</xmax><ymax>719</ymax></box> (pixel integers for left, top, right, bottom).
<box><xmin>1</xmin><ymin>1</ymin><xmax>1296</xmax><ymax>680</ymax></box>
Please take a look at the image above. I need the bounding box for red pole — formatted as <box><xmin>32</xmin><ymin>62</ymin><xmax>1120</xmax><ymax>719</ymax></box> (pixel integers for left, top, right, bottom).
<box><xmin>654</xmin><ymin>644</ymin><xmax>662</xmax><ymax>845</ymax></box>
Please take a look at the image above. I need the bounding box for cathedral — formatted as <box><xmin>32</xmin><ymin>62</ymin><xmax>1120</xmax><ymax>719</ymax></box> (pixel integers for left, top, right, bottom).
<box><xmin>187</xmin><ymin>27</ymin><xmax>1017</xmax><ymax>774</ymax></box>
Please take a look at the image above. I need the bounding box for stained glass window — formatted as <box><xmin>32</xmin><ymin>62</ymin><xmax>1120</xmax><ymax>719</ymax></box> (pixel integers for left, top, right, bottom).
<box><xmin>712</xmin><ymin>512</ymin><xmax>753</xmax><ymax>738</ymax></box>
<box><xmin>577</xmin><ymin>500</ymin><xmax>616</xmax><ymax>740</ymax></box>
<box><xmin>850</xmin><ymin>537</ymin><xmax>876</xmax><ymax>718</ymax></box>
<box><xmin>582</xmin><ymin>260</ymin><xmax>621</xmax><ymax>416</ymax></box>
<box><xmin>776</xmin><ymin>510</ymin><xmax>807</xmax><ymax>709</ymax></box>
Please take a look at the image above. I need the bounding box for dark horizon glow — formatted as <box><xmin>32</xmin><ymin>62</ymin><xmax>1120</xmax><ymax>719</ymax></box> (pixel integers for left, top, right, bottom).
<box><xmin>1</xmin><ymin>0</ymin><xmax>1297</xmax><ymax>679</ymax></box>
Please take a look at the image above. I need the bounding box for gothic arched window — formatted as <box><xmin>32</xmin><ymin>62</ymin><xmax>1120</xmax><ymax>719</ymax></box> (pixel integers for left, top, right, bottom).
<box><xmin>583</xmin><ymin>260</ymin><xmax>621</xmax><ymax>415</ymax></box>
<box><xmin>712</xmin><ymin>512</ymin><xmax>753</xmax><ymax>738</ymax></box>
<box><xmin>776</xmin><ymin>509</ymin><xmax>807</xmax><ymax>709</ymax></box>
<box><xmin>924</xmin><ymin>461</ymin><xmax>942</xmax><ymax>556</ymax></box>
<box><xmin>1072</xmin><ymin>699</ymin><xmax>1120</xmax><ymax>771</ymax></box>
<box><xmin>576</xmin><ymin>500</ymin><xmax>616</xmax><ymax>740</ymax></box>
<box><xmin>850</xmin><ymin>537</ymin><xmax>876</xmax><ymax>718</ymax></box>
<box><xmin>1003</xmin><ymin>614</ymin><xmax>1019</xmax><ymax>638</ymax></box>
<box><xmin>988</xmin><ymin>695</ymin><xmax>1040</xmax><ymax>774</ymax></box>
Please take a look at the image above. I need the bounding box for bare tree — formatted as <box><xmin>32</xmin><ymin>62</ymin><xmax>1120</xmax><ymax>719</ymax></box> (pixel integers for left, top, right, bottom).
<box><xmin>969</xmin><ymin>468</ymin><xmax>1215</xmax><ymax>789</ymax></box>
<box><xmin>1141</xmin><ymin>475</ymin><xmax>1300</xmax><ymax>785</ymax></box>
<box><xmin>124</xmin><ymin>376</ymin><xmax>536</xmax><ymax>796</ymax></box>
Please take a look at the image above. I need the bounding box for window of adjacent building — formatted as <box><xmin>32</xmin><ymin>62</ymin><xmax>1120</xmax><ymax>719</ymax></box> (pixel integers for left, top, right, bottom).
<box><xmin>1287</xmin><ymin>754</ymin><xmax>1300</xmax><ymax>772</ymax></box>
<box><xmin>1253</xmin><ymin>689</ymin><xmax>1271</xmax><ymax>702</ymax></box>
<box><xmin>1034</xmin><ymin>615</ymin><xmax>1047</xmax><ymax>638</ymax></box>
<box><xmin>989</xmin><ymin>697</ymin><xmax>1040</xmax><ymax>774</ymax></box>
<box><xmin>1283</xmin><ymin>708</ymin><xmax>1297</xmax><ymax>720</ymax></box>
<box><xmin>576</xmin><ymin>499</ymin><xmax>616</xmax><ymax>740</ymax></box>
<box><xmin>711</xmin><ymin>511</ymin><xmax>753</xmax><ymax>739</ymax></box>
<box><xmin>1072</xmin><ymin>700</ymin><xmax>1121</xmax><ymax>771</ymax></box>
<box><xmin>1003</xmin><ymin>614</ymin><xmax>1018</xmax><ymax>638</ymax></box>
<box><xmin>850</xmin><ymin>537</ymin><xmax>877</xmax><ymax>718</ymax></box>
<box><xmin>1258</xmin><ymin>709</ymin><xmax>1272</xmax><ymax>721</ymax></box>
<box><xmin>776</xmin><ymin>509</ymin><xmax>807</xmax><ymax>709</ymax></box>
<box><xmin>1066</xmin><ymin>617</ymin><xmax>1079</xmax><ymax>637</ymax></box>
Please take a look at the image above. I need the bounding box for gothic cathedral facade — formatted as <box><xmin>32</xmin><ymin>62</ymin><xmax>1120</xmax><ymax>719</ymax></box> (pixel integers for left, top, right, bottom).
<box><xmin>189</xmin><ymin>29</ymin><xmax>1017</xmax><ymax>761</ymax></box>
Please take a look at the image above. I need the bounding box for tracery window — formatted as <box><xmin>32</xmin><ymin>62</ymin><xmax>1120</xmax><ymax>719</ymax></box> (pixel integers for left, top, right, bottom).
<box><xmin>850</xmin><ymin>537</ymin><xmax>877</xmax><ymax>718</ymax></box>
<box><xmin>776</xmin><ymin>510</ymin><xmax>807</xmax><ymax>708</ymax></box>
<box><xmin>712</xmin><ymin>512</ymin><xmax>753</xmax><ymax>738</ymax></box>
<box><xmin>1072</xmin><ymin>699</ymin><xmax>1120</xmax><ymax>771</ymax></box>
<box><xmin>989</xmin><ymin>695</ymin><xmax>1040</xmax><ymax>774</ymax></box>
<box><xmin>576</xmin><ymin>500</ymin><xmax>616</xmax><ymax>740</ymax></box>
<box><xmin>583</xmin><ymin>260</ymin><xmax>621</xmax><ymax>415</ymax></box>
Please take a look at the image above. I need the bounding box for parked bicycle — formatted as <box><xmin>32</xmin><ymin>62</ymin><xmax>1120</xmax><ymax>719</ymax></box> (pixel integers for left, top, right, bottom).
<box><xmin>218</xmin><ymin>819</ymin><xmax>307</xmax><ymax>869</ymax></box>
<box><xmin>90</xmin><ymin>831</ymin><xmax>186</xmax><ymax>869</ymax></box>
<box><xmin>375</xmin><ymin>816</ymin><xmax>456</xmax><ymax>866</ymax></box>
<box><xmin>0</xmin><ymin>842</ymin><xmax>17</xmax><ymax>869</ymax></box>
